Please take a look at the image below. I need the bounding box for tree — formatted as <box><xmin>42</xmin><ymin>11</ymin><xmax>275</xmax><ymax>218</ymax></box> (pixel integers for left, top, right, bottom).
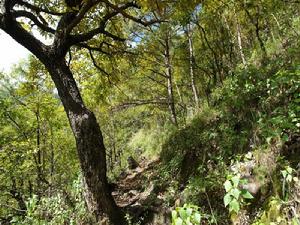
<box><xmin>0</xmin><ymin>0</ymin><xmax>158</xmax><ymax>224</ymax></box>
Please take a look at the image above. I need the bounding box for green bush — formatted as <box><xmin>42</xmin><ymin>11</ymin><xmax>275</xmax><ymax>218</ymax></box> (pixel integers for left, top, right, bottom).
<box><xmin>11</xmin><ymin>175</ymin><xmax>95</xmax><ymax>225</ymax></box>
<box><xmin>172</xmin><ymin>204</ymin><xmax>202</xmax><ymax>225</ymax></box>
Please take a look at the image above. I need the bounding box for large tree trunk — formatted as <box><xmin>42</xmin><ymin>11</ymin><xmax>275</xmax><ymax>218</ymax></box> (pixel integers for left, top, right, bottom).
<box><xmin>44</xmin><ymin>58</ymin><xmax>126</xmax><ymax>224</ymax></box>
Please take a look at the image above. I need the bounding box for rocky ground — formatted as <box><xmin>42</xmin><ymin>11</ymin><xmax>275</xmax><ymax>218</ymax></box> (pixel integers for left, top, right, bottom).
<box><xmin>111</xmin><ymin>157</ymin><xmax>171</xmax><ymax>225</ymax></box>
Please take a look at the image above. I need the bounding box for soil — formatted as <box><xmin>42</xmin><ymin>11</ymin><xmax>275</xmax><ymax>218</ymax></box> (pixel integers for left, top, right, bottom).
<box><xmin>111</xmin><ymin>157</ymin><xmax>171</xmax><ymax>225</ymax></box>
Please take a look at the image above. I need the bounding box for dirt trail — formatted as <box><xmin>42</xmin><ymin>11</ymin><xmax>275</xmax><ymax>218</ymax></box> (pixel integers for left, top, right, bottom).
<box><xmin>111</xmin><ymin>157</ymin><xmax>171</xmax><ymax>225</ymax></box>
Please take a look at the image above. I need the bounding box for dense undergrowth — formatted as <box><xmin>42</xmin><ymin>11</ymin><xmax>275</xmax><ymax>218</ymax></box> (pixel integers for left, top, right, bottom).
<box><xmin>159</xmin><ymin>58</ymin><xmax>300</xmax><ymax>224</ymax></box>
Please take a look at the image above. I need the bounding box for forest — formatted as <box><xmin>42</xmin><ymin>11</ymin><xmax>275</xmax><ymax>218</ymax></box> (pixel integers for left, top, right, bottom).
<box><xmin>0</xmin><ymin>0</ymin><xmax>300</xmax><ymax>224</ymax></box>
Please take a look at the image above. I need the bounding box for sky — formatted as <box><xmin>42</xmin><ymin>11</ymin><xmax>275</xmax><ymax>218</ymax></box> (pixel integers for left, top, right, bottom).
<box><xmin>0</xmin><ymin>30</ymin><xmax>30</xmax><ymax>72</ymax></box>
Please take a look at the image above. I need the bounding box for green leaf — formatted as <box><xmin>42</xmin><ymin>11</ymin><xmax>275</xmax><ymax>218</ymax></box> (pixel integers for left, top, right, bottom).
<box><xmin>266</xmin><ymin>137</ymin><xmax>272</xmax><ymax>144</ymax></box>
<box><xmin>231</xmin><ymin>188</ymin><xmax>241</xmax><ymax>199</ymax></box>
<box><xmin>186</xmin><ymin>207</ymin><xmax>192</xmax><ymax>216</ymax></box>
<box><xmin>292</xmin><ymin>216</ymin><xmax>300</xmax><ymax>225</ymax></box>
<box><xmin>240</xmin><ymin>179</ymin><xmax>248</xmax><ymax>185</ymax></box>
<box><xmin>179</xmin><ymin>208</ymin><xmax>187</xmax><ymax>220</ymax></box>
<box><xmin>287</xmin><ymin>166</ymin><xmax>293</xmax><ymax>174</ymax></box>
<box><xmin>194</xmin><ymin>213</ymin><xmax>201</xmax><ymax>223</ymax></box>
<box><xmin>172</xmin><ymin>210</ymin><xmax>177</xmax><ymax>220</ymax></box>
<box><xmin>229</xmin><ymin>199</ymin><xmax>240</xmax><ymax>213</ymax></box>
<box><xmin>186</xmin><ymin>217</ymin><xmax>191</xmax><ymax>225</ymax></box>
<box><xmin>224</xmin><ymin>194</ymin><xmax>232</xmax><ymax>207</ymax></box>
<box><xmin>175</xmin><ymin>217</ymin><xmax>183</xmax><ymax>225</ymax></box>
<box><xmin>281</xmin><ymin>170</ymin><xmax>287</xmax><ymax>178</ymax></box>
<box><xmin>282</xmin><ymin>134</ymin><xmax>289</xmax><ymax>142</ymax></box>
<box><xmin>287</xmin><ymin>174</ymin><xmax>293</xmax><ymax>183</ymax></box>
<box><xmin>232</xmin><ymin>176</ymin><xmax>240</xmax><ymax>188</ymax></box>
<box><xmin>245</xmin><ymin>152</ymin><xmax>253</xmax><ymax>159</ymax></box>
<box><xmin>224</xmin><ymin>180</ymin><xmax>232</xmax><ymax>192</ymax></box>
<box><xmin>241</xmin><ymin>190</ymin><xmax>254</xmax><ymax>199</ymax></box>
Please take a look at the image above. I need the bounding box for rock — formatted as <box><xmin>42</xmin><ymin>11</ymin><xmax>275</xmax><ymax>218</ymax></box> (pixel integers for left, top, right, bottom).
<box><xmin>128</xmin><ymin>156</ymin><xmax>139</xmax><ymax>169</ymax></box>
<box><xmin>108</xmin><ymin>182</ymin><xmax>117</xmax><ymax>192</ymax></box>
<box><xmin>240</xmin><ymin>176</ymin><xmax>261</xmax><ymax>196</ymax></box>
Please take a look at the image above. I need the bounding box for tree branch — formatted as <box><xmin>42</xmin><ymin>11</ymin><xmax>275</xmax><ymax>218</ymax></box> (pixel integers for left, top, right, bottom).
<box><xmin>66</xmin><ymin>0</ymin><xmax>101</xmax><ymax>34</ymax></box>
<box><xmin>111</xmin><ymin>99</ymin><xmax>168</xmax><ymax>112</ymax></box>
<box><xmin>102</xmin><ymin>30</ymin><xmax>126</xmax><ymax>41</ymax></box>
<box><xmin>148</xmin><ymin>68</ymin><xmax>168</xmax><ymax>78</ymax></box>
<box><xmin>70</xmin><ymin>2</ymin><xmax>135</xmax><ymax>44</ymax></box>
<box><xmin>76</xmin><ymin>42</ymin><xmax>111</xmax><ymax>55</ymax></box>
<box><xmin>69</xmin><ymin>0</ymin><xmax>162</xmax><ymax>45</ymax></box>
<box><xmin>0</xmin><ymin>11</ymin><xmax>48</xmax><ymax>62</ymax></box>
<box><xmin>13</xmin><ymin>10</ymin><xmax>55</xmax><ymax>34</ymax></box>
<box><xmin>88</xmin><ymin>49</ymin><xmax>112</xmax><ymax>83</ymax></box>
<box><xmin>102</xmin><ymin>0</ymin><xmax>163</xmax><ymax>26</ymax></box>
<box><xmin>146</xmin><ymin>75</ymin><xmax>167</xmax><ymax>88</ymax></box>
<box><xmin>17</xmin><ymin>1</ymin><xmax>64</xmax><ymax>16</ymax></box>
<box><xmin>4</xmin><ymin>112</ymin><xmax>29</xmax><ymax>140</ymax></box>
<box><xmin>2</xmin><ymin>0</ymin><xmax>18</xmax><ymax>14</ymax></box>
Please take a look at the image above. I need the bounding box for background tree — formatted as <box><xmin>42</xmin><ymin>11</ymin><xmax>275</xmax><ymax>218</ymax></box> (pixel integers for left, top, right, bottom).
<box><xmin>0</xmin><ymin>59</ymin><xmax>77</xmax><ymax>223</ymax></box>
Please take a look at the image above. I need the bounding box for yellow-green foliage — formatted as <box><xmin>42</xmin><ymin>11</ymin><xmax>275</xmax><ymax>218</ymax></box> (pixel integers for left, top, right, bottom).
<box><xmin>252</xmin><ymin>198</ymin><xmax>287</xmax><ymax>225</ymax></box>
<box><xmin>160</xmin><ymin>106</ymin><xmax>219</xmax><ymax>164</ymax></box>
<box><xmin>128</xmin><ymin>124</ymin><xmax>175</xmax><ymax>159</ymax></box>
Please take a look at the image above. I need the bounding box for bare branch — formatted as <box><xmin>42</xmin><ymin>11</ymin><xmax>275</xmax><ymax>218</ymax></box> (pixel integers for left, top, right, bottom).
<box><xmin>13</xmin><ymin>10</ymin><xmax>55</xmax><ymax>34</ymax></box>
<box><xmin>70</xmin><ymin>2</ymin><xmax>135</xmax><ymax>44</ymax></box>
<box><xmin>148</xmin><ymin>68</ymin><xmax>168</xmax><ymax>78</ymax></box>
<box><xmin>0</xmin><ymin>12</ymin><xmax>48</xmax><ymax>62</ymax></box>
<box><xmin>17</xmin><ymin>1</ymin><xmax>63</xmax><ymax>16</ymax></box>
<box><xmin>76</xmin><ymin>42</ymin><xmax>111</xmax><ymax>55</ymax></box>
<box><xmin>102</xmin><ymin>0</ymin><xmax>163</xmax><ymax>26</ymax></box>
<box><xmin>66</xmin><ymin>0</ymin><xmax>101</xmax><ymax>34</ymax></box>
<box><xmin>67</xmin><ymin>49</ymin><xmax>72</xmax><ymax>66</ymax></box>
<box><xmin>111</xmin><ymin>99</ymin><xmax>168</xmax><ymax>112</ymax></box>
<box><xmin>88</xmin><ymin>49</ymin><xmax>112</xmax><ymax>83</ymax></box>
<box><xmin>146</xmin><ymin>75</ymin><xmax>167</xmax><ymax>88</ymax></box>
